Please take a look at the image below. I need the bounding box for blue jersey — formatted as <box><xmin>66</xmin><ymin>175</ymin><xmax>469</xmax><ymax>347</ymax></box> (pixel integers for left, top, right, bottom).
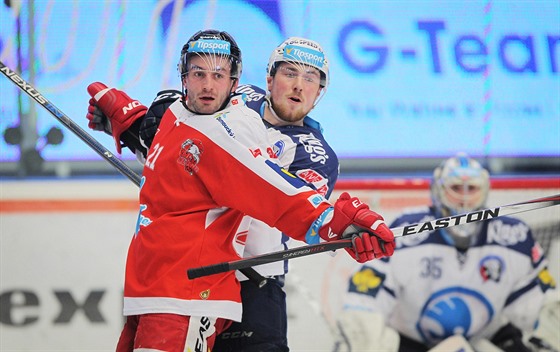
<box><xmin>236</xmin><ymin>84</ymin><xmax>339</xmax><ymax>199</ymax></box>
<box><xmin>342</xmin><ymin>206</ymin><xmax>556</xmax><ymax>348</ymax></box>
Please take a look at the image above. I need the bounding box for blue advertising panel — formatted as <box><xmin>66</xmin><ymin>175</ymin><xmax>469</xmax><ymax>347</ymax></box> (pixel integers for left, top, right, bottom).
<box><xmin>1</xmin><ymin>0</ymin><xmax>558</xmax><ymax>162</ymax></box>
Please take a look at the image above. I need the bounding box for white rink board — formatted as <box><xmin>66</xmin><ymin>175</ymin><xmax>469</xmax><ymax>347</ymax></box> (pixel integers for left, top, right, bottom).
<box><xmin>1</xmin><ymin>179</ymin><xmax>558</xmax><ymax>351</ymax></box>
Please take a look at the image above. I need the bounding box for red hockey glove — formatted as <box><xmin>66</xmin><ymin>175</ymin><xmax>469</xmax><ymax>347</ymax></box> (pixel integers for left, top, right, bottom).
<box><xmin>86</xmin><ymin>82</ymin><xmax>147</xmax><ymax>153</ymax></box>
<box><xmin>319</xmin><ymin>192</ymin><xmax>395</xmax><ymax>263</ymax></box>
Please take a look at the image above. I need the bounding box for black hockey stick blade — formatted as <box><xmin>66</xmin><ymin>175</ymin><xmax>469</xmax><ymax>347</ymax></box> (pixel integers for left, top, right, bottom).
<box><xmin>0</xmin><ymin>60</ymin><xmax>141</xmax><ymax>186</ymax></box>
<box><xmin>187</xmin><ymin>193</ymin><xmax>560</xmax><ymax>280</ymax></box>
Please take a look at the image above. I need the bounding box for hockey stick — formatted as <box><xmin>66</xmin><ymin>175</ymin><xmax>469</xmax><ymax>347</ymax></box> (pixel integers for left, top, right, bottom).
<box><xmin>188</xmin><ymin>193</ymin><xmax>560</xmax><ymax>279</ymax></box>
<box><xmin>0</xmin><ymin>61</ymin><xmax>268</xmax><ymax>285</ymax></box>
<box><xmin>0</xmin><ymin>60</ymin><xmax>141</xmax><ymax>186</ymax></box>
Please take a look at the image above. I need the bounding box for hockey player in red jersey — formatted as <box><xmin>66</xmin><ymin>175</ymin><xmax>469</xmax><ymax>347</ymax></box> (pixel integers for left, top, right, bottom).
<box><xmin>88</xmin><ymin>35</ymin><xmax>344</xmax><ymax>351</ymax></box>
<box><xmin>86</xmin><ymin>29</ymin><xmax>395</xmax><ymax>352</ymax></box>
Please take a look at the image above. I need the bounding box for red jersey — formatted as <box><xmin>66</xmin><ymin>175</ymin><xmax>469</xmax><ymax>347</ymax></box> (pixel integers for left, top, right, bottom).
<box><xmin>123</xmin><ymin>96</ymin><xmax>331</xmax><ymax>322</ymax></box>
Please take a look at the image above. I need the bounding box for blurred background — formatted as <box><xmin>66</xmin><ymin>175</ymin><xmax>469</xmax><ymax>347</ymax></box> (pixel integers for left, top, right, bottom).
<box><xmin>1</xmin><ymin>0</ymin><xmax>559</xmax><ymax>351</ymax></box>
<box><xmin>1</xmin><ymin>0</ymin><xmax>559</xmax><ymax>177</ymax></box>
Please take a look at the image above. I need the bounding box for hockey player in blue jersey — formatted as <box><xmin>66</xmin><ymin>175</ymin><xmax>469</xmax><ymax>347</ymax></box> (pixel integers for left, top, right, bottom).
<box><xmin>335</xmin><ymin>153</ymin><xmax>558</xmax><ymax>352</ymax></box>
<box><xmin>211</xmin><ymin>37</ymin><xmax>339</xmax><ymax>352</ymax></box>
<box><xmin>87</xmin><ymin>37</ymin><xmax>342</xmax><ymax>351</ymax></box>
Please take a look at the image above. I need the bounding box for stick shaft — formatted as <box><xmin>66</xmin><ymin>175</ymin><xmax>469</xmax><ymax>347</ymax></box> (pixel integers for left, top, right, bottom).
<box><xmin>392</xmin><ymin>193</ymin><xmax>560</xmax><ymax>238</ymax></box>
<box><xmin>188</xmin><ymin>193</ymin><xmax>560</xmax><ymax>279</ymax></box>
<box><xmin>0</xmin><ymin>61</ymin><xmax>141</xmax><ymax>186</ymax></box>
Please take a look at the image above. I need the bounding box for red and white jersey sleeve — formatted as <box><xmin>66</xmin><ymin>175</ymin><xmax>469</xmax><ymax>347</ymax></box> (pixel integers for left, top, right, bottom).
<box><xmin>123</xmin><ymin>96</ymin><xmax>331</xmax><ymax>322</ymax></box>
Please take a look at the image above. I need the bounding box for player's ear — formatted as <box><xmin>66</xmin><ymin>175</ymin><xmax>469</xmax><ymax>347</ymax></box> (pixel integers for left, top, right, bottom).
<box><xmin>315</xmin><ymin>87</ymin><xmax>323</xmax><ymax>99</ymax></box>
<box><xmin>266</xmin><ymin>75</ymin><xmax>273</xmax><ymax>92</ymax></box>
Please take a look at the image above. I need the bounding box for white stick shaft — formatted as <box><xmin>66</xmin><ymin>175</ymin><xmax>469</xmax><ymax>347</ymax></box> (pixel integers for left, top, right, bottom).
<box><xmin>392</xmin><ymin>194</ymin><xmax>560</xmax><ymax>238</ymax></box>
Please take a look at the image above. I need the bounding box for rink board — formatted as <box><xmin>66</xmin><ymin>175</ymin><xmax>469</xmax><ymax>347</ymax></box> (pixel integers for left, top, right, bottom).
<box><xmin>1</xmin><ymin>178</ymin><xmax>558</xmax><ymax>351</ymax></box>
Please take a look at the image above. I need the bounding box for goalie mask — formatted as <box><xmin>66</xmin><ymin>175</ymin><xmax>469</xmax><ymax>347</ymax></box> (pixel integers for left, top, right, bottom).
<box><xmin>431</xmin><ymin>153</ymin><xmax>490</xmax><ymax>250</ymax></box>
<box><xmin>267</xmin><ymin>37</ymin><xmax>329</xmax><ymax>89</ymax></box>
<box><xmin>178</xmin><ymin>29</ymin><xmax>242</xmax><ymax>81</ymax></box>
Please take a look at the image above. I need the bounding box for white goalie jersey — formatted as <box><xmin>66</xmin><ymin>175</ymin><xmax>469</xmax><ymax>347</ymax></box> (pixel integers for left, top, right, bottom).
<box><xmin>341</xmin><ymin>205</ymin><xmax>557</xmax><ymax>349</ymax></box>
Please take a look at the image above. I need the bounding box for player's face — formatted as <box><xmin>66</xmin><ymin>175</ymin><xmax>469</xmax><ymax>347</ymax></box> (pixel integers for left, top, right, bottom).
<box><xmin>444</xmin><ymin>183</ymin><xmax>484</xmax><ymax>212</ymax></box>
<box><xmin>183</xmin><ymin>55</ymin><xmax>237</xmax><ymax>114</ymax></box>
<box><xmin>267</xmin><ymin>62</ymin><xmax>322</xmax><ymax>125</ymax></box>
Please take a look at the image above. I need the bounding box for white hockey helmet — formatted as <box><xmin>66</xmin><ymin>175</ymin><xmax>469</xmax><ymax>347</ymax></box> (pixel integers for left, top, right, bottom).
<box><xmin>267</xmin><ymin>37</ymin><xmax>329</xmax><ymax>88</ymax></box>
<box><xmin>431</xmin><ymin>152</ymin><xmax>490</xmax><ymax>249</ymax></box>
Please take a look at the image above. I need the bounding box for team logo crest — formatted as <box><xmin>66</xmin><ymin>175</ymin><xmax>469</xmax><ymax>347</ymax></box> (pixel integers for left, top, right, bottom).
<box><xmin>177</xmin><ymin>139</ymin><xmax>204</xmax><ymax>175</ymax></box>
<box><xmin>479</xmin><ymin>255</ymin><xmax>504</xmax><ymax>282</ymax></box>
<box><xmin>417</xmin><ymin>287</ymin><xmax>494</xmax><ymax>346</ymax></box>
<box><xmin>273</xmin><ymin>140</ymin><xmax>285</xmax><ymax>157</ymax></box>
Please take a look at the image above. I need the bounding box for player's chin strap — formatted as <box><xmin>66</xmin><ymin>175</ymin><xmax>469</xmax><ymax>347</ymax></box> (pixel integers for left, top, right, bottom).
<box><xmin>263</xmin><ymin>96</ymin><xmax>286</xmax><ymax>124</ymax></box>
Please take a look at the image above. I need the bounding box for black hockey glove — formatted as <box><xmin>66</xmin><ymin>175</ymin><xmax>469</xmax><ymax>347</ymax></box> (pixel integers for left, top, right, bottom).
<box><xmin>491</xmin><ymin>323</ymin><xmax>532</xmax><ymax>352</ymax></box>
<box><xmin>139</xmin><ymin>90</ymin><xmax>182</xmax><ymax>152</ymax></box>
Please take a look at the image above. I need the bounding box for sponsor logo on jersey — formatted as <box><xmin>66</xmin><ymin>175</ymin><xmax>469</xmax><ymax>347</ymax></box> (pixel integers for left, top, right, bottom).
<box><xmin>349</xmin><ymin>266</ymin><xmax>385</xmax><ymax>297</ymax></box>
<box><xmin>177</xmin><ymin>139</ymin><xmax>204</xmax><ymax>175</ymax></box>
<box><xmin>479</xmin><ymin>255</ymin><xmax>504</xmax><ymax>282</ymax></box>
<box><xmin>417</xmin><ymin>287</ymin><xmax>493</xmax><ymax>346</ymax></box>
<box><xmin>297</xmin><ymin>169</ymin><xmax>329</xmax><ymax>196</ymax></box>
<box><xmin>486</xmin><ymin>220</ymin><xmax>529</xmax><ymax>246</ymax></box>
<box><xmin>537</xmin><ymin>268</ymin><xmax>556</xmax><ymax>292</ymax></box>
<box><xmin>295</xmin><ymin>133</ymin><xmax>329</xmax><ymax>165</ymax></box>
<box><xmin>236</xmin><ymin>85</ymin><xmax>265</xmax><ymax>102</ymax></box>
<box><xmin>214</xmin><ymin>112</ymin><xmax>235</xmax><ymax>137</ymax></box>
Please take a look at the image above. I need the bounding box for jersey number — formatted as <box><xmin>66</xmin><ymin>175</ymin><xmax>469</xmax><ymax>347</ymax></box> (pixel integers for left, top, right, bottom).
<box><xmin>420</xmin><ymin>257</ymin><xmax>442</xmax><ymax>278</ymax></box>
<box><xmin>145</xmin><ymin>143</ymin><xmax>164</xmax><ymax>170</ymax></box>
